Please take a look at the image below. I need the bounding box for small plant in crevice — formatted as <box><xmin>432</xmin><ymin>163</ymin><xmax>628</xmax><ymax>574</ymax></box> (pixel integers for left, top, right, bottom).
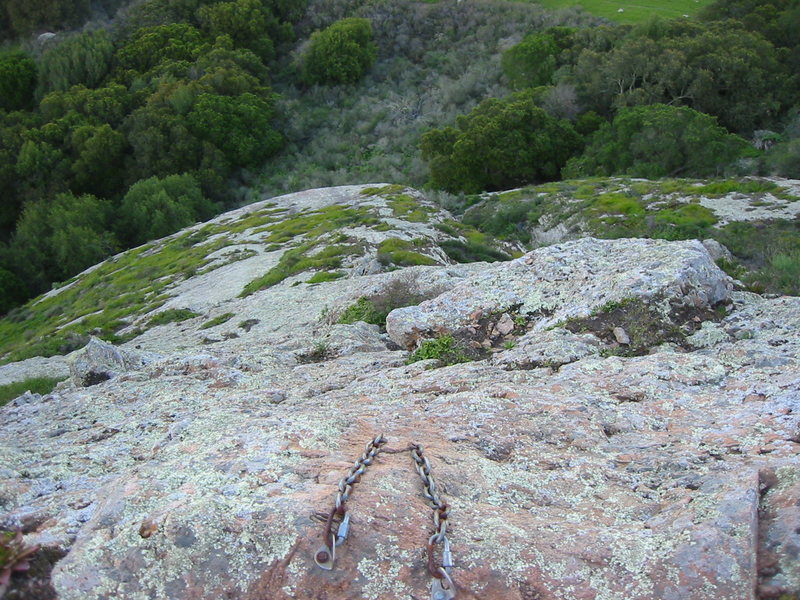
<box><xmin>296</xmin><ymin>342</ymin><xmax>336</xmax><ymax>364</ymax></box>
<box><xmin>338</xmin><ymin>297</ymin><xmax>385</xmax><ymax>327</ymax></box>
<box><xmin>0</xmin><ymin>529</ymin><xmax>39</xmax><ymax>597</ymax></box>
<box><xmin>407</xmin><ymin>335</ymin><xmax>470</xmax><ymax>367</ymax></box>
<box><xmin>239</xmin><ymin>319</ymin><xmax>260</xmax><ymax>332</ymax></box>
<box><xmin>337</xmin><ymin>272</ymin><xmax>445</xmax><ymax>331</ymax></box>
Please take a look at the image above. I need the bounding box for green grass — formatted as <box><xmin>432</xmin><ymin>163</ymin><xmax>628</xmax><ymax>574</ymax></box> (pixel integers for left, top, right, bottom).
<box><xmin>307</xmin><ymin>271</ymin><xmax>345</xmax><ymax>283</ymax></box>
<box><xmin>376</xmin><ymin>239</ymin><xmax>437</xmax><ymax>267</ymax></box>
<box><xmin>388</xmin><ymin>194</ymin><xmax>431</xmax><ymax>223</ymax></box>
<box><xmin>147</xmin><ymin>308</ymin><xmax>200</xmax><ymax>327</ymax></box>
<box><xmin>240</xmin><ymin>243</ymin><xmax>362</xmax><ymax>296</ymax></box>
<box><xmin>200</xmin><ymin>312</ymin><xmax>235</xmax><ymax>329</ymax></box>
<box><xmin>0</xmin><ymin>376</ymin><xmax>66</xmax><ymax>407</ymax></box>
<box><xmin>0</xmin><ymin>231</ymin><xmax>235</xmax><ymax>364</ymax></box>
<box><xmin>518</xmin><ymin>0</ymin><xmax>713</xmax><ymax>24</ymax></box>
<box><xmin>337</xmin><ymin>297</ymin><xmax>386</xmax><ymax>326</ymax></box>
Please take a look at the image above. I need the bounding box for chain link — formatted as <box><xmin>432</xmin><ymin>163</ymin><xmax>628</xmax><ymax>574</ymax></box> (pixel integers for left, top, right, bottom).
<box><xmin>314</xmin><ymin>434</ymin><xmax>456</xmax><ymax>599</ymax></box>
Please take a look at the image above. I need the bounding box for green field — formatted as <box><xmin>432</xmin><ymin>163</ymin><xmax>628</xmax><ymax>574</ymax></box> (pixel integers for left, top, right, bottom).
<box><xmin>521</xmin><ymin>0</ymin><xmax>712</xmax><ymax>23</ymax></box>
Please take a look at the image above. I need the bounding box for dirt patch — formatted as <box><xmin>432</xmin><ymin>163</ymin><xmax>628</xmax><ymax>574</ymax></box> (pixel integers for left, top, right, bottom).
<box><xmin>4</xmin><ymin>546</ymin><xmax>67</xmax><ymax>600</ymax></box>
<box><xmin>562</xmin><ymin>297</ymin><xmax>726</xmax><ymax>356</ymax></box>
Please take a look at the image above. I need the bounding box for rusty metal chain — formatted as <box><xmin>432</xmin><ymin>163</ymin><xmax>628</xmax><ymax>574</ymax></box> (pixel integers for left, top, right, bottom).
<box><xmin>314</xmin><ymin>434</ymin><xmax>456</xmax><ymax>600</ymax></box>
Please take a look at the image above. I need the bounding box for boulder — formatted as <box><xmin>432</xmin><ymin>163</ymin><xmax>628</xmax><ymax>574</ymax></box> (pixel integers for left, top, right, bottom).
<box><xmin>69</xmin><ymin>337</ymin><xmax>150</xmax><ymax>387</ymax></box>
<box><xmin>386</xmin><ymin>238</ymin><xmax>732</xmax><ymax>349</ymax></box>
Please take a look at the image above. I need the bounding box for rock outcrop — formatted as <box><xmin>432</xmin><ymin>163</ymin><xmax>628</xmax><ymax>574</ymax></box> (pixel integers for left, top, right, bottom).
<box><xmin>386</xmin><ymin>237</ymin><xmax>731</xmax><ymax>350</ymax></box>
<box><xmin>0</xmin><ymin>188</ymin><xmax>799</xmax><ymax>600</ymax></box>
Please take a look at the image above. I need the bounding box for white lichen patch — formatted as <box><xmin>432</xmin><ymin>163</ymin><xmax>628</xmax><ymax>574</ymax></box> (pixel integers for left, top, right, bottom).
<box><xmin>356</xmin><ymin>541</ymin><xmax>413</xmax><ymax>599</ymax></box>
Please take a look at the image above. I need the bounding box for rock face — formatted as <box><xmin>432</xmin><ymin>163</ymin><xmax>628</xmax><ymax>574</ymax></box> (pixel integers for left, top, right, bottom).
<box><xmin>1</xmin><ymin>193</ymin><xmax>799</xmax><ymax>600</ymax></box>
<box><xmin>386</xmin><ymin>237</ymin><xmax>731</xmax><ymax>350</ymax></box>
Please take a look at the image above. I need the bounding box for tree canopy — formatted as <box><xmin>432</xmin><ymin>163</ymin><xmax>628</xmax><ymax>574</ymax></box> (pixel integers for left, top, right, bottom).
<box><xmin>563</xmin><ymin>104</ymin><xmax>752</xmax><ymax>179</ymax></box>
<box><xmin>421</xmin><ymin>92</ymin><xmax>583</xmax><ymax>193</ymax></box>
<box><xmin>300</xmin><ymin>18</ymin><xmax>377</xmax><ymax>85</ymax></box>
<box><xmin>0</xmin><ymin>51</ymin><xmax>37</xmax><ymax>111</ymax></box>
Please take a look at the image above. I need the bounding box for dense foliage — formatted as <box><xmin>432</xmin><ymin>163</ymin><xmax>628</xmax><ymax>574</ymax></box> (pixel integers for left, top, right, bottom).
<box><xmin>563</xmin><ymin>104</ymin><xmax>752</xmax><ymax>178</ymax></box>
<box><xmin>416</xmin><ymin>0</ymin><xmax>800</xmax><ymax>192</ymax></box>
<box><xmin>0</xmin><ymin>0</ymin><xmax>300</xmax><ymax>312</ymax></box>
<box><xmin>299</xmin><ymin>17</ymin><xmax>376</xmax><ymax>85</ymax></box>
<box><xmin>421</xmin><ymin>92</ymin><xmax>582</xmax><ymax>193</ymax></box>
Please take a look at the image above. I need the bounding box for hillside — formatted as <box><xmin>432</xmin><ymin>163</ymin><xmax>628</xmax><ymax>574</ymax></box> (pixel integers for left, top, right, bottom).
<box><xmin>0</xmin><ymin>183</ymin><xmax>799</xmax><ymax>599</ymax></box>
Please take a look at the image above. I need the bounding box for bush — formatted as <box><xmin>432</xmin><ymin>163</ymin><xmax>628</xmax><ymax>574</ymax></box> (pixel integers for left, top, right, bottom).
<box><xmin>117</xmin><ymin>174</ymin><xmax>218</xmax><ymax>247</ymax></box>
<box><xmin>337</xmin><ymin>296</ymin><xmax>384</xmax><ymax>326</ymax></box>
<box><xmin>300</xmin><ymin>18</ymin><xmax>377</xmax><ymax>85</ymax></box>
<box><xmin>0</xmin><ymin>267</ymin><xmax>28</xmax><ymax>316</ymax></box>
<box><xmin>8</xmin><ymin>192</ymin><xmax>117</xmax><ymax>292</ymax></box>
<box><xmin>147</xmin><ymin>308</ymin><xmax>200</xmax><ymax>327</ymax></box>
<box><xmin>421</xmin><ymin>91</ymin><xmax>583</xmax><ymax>193</ymax></box>
<box><xmin>337</xmin><ymin>273</ymin><xmax>437</xmax><ymax>329</ymax></box>
<box><xmin>407</xmin><ymin>335</ymin><xmax>469</xmax><ymax>366</ymax></box>
<box><xmin>200</xmin><ymin>312</ymin><xmax>235</xmax><ymax>329</ymax></box>
<box><xmin>35</xmin><ymin>30</ymin><xmax>114</xmax><ymax>97</ymax></box>
<box><xmin>186</xmin><ymin>92</ymin><xmax>282</xmax><ymax>167</ymax></box>
<box><xmin>564</xmin><ymin>104</ymin><xmax>752</xmax><ymax>179</ymax></box>
<box><xmin>501</xmin><ymin>32</ymin><xmax>559</xmax><ymax>90</ymax></box>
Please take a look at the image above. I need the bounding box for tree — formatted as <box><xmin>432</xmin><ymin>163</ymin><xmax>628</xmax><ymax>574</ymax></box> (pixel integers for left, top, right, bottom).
<box><xmin>563</xmin><ymin>104</ymin><xmax>752</xmax><ymax>179</ymax></box>
<box><xmin>186</xmin><ymin>92</ymin><xmax>282</xmax><ymax>166</ymax></box>
<box><xmin>300</xmin><ymin>18</ymin><xmax>377</xmax><ymax>85</ymax></box>
<box><xmin>116</xmin><ymin>174</ymin><xmax>218</xmax><ymax>246</ymax></box>
<box><xmin>8</xmin><ymin>192</ymin><xmax>116</xmax><ymax>292</ymax></box>
<box><xmin>0</xmin><ymin>110</ymin><xmax>40</xmax><ymax>237</ymax></box>
<box><xmin>69</xmin><ymin>124</ymin><xmax>127</xmax><ymax>197</ymax></box>
<box><xmin>0</xmin><ymin>51</ymin><xmax>37</xmax><ymax>111</ymax></box>
<box><xmin>198</xmin><ymin>0</ymin><xmax>278</xmax><ymax>61</ymax></box>
<box><xmin>122</xmin><ymin>104</ymin><xmax>226</xmax><ymax>183</ymax></box>
<box><xmin>501</xmin><ymin>32</ymin><xmax>559</xmax><ymax>90</ymax></box>
<box><xmin>39</xmin><ymin>84</ymin><xmax>132</xmax><ymax>126</ymax></box>
<box><xmin>570</xmin><ymin>20</ymin><xmax>783</xmax><ymax>134</ymax></box>
<box><xmin>114</xmin><ymin>23</ymin><xmax>208</xmax><ymax>75</ymax></box>
<box><xmin>35</xmin><ymin>30</ymin><xmax>114</xmax><ymax>97</ymax></box>
<box><xmin>0</xmin><ymin>266</ymin><xmax>28</xmax><ymax>315</ymax></box>
<box><xmin>421</xmin><ymin>91</ymin><xmax>583</xmax><ymax>193</ymax></box>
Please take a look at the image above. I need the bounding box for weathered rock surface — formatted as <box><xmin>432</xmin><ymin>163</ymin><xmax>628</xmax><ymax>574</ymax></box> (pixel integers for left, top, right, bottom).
<box><xmin>386</xmin><ymin>237</ymin><xmax>732</xmax><ymax>349</ymax></box>
<box><xmin>1</xmin><ymin>194</ymin><xmax>798</xmax><ymax>600</ymax></box>
<box><xmin>69</xmin><ymin>337</ymin><xmax>154</xmax><ymax>387</ymax></box>
<box><xmin>492</xmin><ymin>327</ymin><xmax>602</xmax><ymax>370</ymax></box>
<box><xmin>0</xmin><ymin>356</ymin><xmax>70</xmax><ymax>387</ymax></box>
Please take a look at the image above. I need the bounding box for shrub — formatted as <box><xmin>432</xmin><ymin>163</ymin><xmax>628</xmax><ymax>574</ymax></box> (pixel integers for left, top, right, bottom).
<box><xmin>407</xmin><ymin>335</ymin><xmax>469</xmax><ymax>366</ymax></box>
<box><xmin>200</xmin><ymin>312</ymin><xmax>235</xmax><ymax>329</ymax></box>
<box><xmin>564</xmin><ymin>104</ymin><xmax>752</xmax><ymax>179</ymax></box>
<box><xmin>117</xmin><ymin>174</ymin><xmax>218</xmax><ymax>247</ymax></box>
<box><xmin>439</xmin><ymin>240</ymin><xmax>511</xmax><ymax>263</ymax></box>
<box><xmin>307</xmin><ymin>270</ymin><xmax>345</xmax><ymax>283</ymax></box>
<box><xmin>421</xmin><ymin>91</ymin><xmax>582</xmax><ymax>193</ymax></box>
<box><xmin>0</xmin><ymin>51</ymin><xmax>36</xmax><ymax>111</ymax></box>
<box><xmin>337</xmin><ymin>272</ymin><xmax>440</xmax><ymax>329</ymax></box>
<box><xmin>300</xmin><ymin>18</ymin><xmax>377</xmax><ymax>85</ymax></box>
<box><xmin>501</xmin><ymin>32</ymin><xmax>558</xmax><ymax>89</ymax></box>
<box><xmin>337</xmin><ymin>296</ymin><xmax>384</xmax><ymax>326</ymax></box>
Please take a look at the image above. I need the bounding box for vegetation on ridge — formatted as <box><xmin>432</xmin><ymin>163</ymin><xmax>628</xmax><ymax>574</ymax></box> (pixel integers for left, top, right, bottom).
<box><xmin>0</xmin><ymin>0</ymin><xmax>798</xmax><ymax>360</ymax></box>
